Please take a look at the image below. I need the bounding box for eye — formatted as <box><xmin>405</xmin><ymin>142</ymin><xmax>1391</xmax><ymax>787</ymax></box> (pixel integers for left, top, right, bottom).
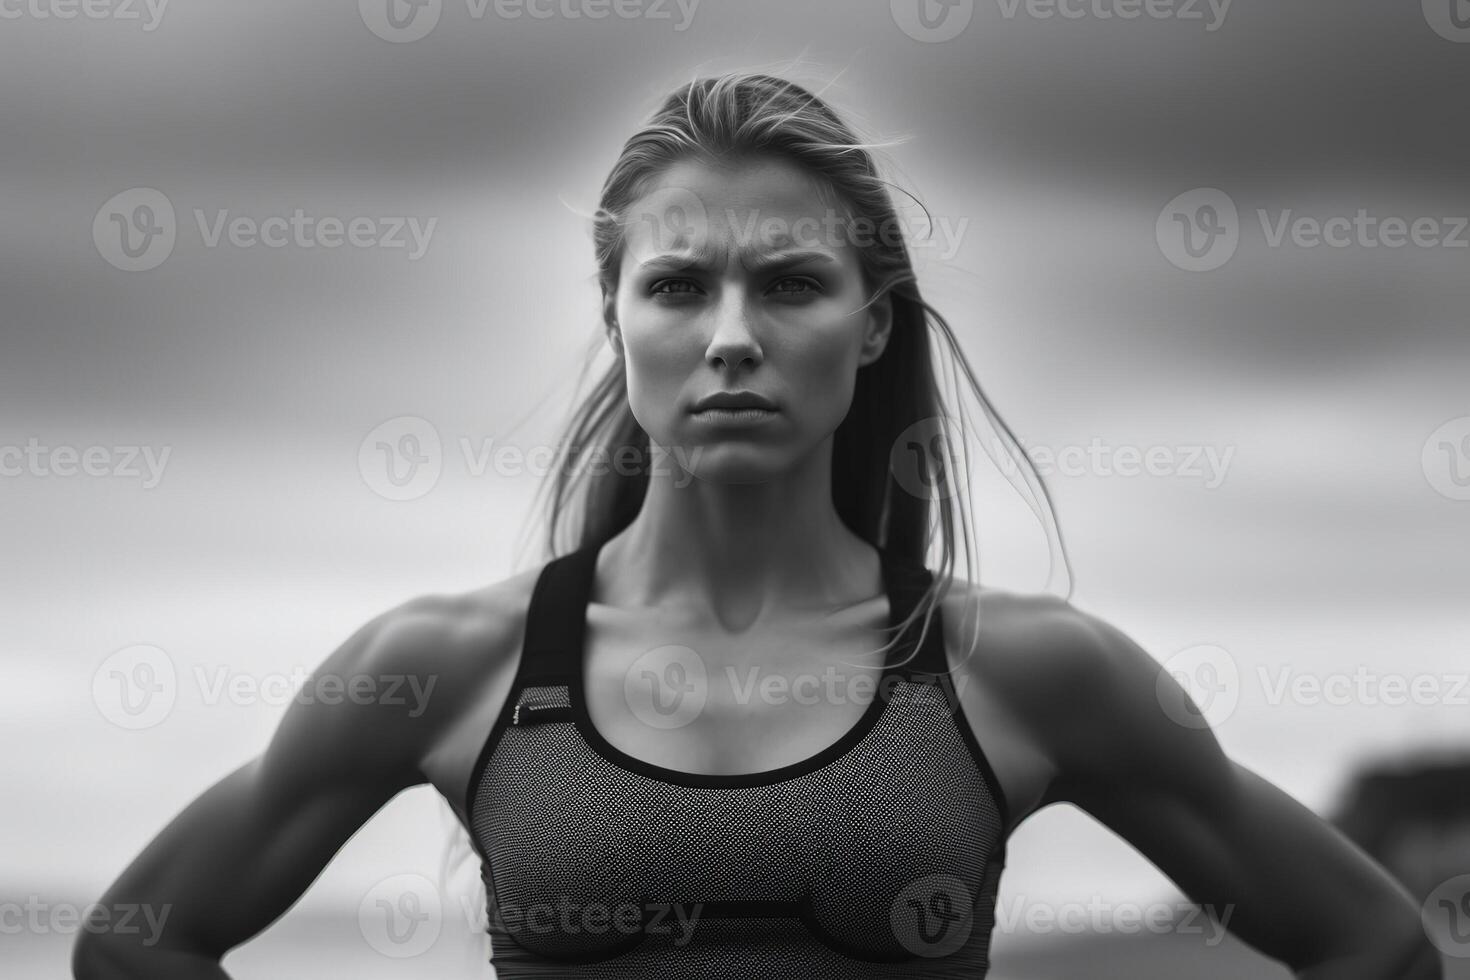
<box><xmin>648</xmin><ymin>279</ymin><xmax>701</xmax><ymax>297</ymax></box>
<box><xmin>769</xmin><ymin>276</ymin><xmax>822</xmax><ymax>297</ymax></box>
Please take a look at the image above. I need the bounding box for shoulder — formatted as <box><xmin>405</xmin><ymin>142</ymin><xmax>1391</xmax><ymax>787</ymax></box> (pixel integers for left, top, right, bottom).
<box><xmin>938</xmin><ymin>578</ymin><xmax>1121</xmax><ymax>700</ymax></box>
<box><xmin>285</xmin><ymin>563</ymin><xmax>545</xmax><ymax>766</ymax></box>
<box><xmin>351</xmin><ymin>563</ymin><xmax>545</xmax><ymax>698</ymax></box>
<box><xmin>937</xmin><ymin>578</ymin><xmax>1178</xmax><ymax>774</ymax></box>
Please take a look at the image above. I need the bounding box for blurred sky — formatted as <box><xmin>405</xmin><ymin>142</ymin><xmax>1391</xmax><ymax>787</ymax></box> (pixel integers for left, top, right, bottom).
<box><xmin>3</xmin><ymin>0</ymin><xmax>1469</xmax><ymax>973</ymax></box>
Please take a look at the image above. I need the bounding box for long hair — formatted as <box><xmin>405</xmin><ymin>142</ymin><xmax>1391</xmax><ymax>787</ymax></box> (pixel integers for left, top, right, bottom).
<box><xmin>438</xmin><ymin>67</ymin><xmax>1073</xmax><ymax>946</ymax></box>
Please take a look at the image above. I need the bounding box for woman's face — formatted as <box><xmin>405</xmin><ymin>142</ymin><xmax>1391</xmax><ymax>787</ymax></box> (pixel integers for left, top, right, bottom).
<box><xmin>609</xmin><ymin>155</ymin><xmax>891</xmax><ymax>484</ymax></box>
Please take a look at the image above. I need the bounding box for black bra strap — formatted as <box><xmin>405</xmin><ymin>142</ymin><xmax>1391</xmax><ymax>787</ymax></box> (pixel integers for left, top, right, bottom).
<box><xmin>515</xmin><ymin>545</ymin><xmax>596</xmax><ymax>688</ymax></box>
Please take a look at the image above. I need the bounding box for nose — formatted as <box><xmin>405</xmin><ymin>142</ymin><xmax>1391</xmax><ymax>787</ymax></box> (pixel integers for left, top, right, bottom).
<box><xmin>704</xmin><ymin>289</ymin><xmax>763</xmax><ymax>370</ymax></box>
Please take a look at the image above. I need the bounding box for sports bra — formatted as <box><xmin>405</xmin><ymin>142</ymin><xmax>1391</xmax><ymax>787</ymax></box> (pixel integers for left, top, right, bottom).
<box><xmin>464</xmin><ymin>541</ymin><xmax>1013</xmax><ymax>978</ymax></box>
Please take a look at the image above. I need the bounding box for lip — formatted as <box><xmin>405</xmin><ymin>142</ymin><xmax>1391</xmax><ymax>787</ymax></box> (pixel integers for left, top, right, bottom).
<box><xmin>690</xmin><ymin>407</ymin><xmax>779</xmax><ymax>427</ymax></box>
<box><xmin>691</xmin><ymin>390</ymin><xmax>778</xmax><ymax>413</ymax></box>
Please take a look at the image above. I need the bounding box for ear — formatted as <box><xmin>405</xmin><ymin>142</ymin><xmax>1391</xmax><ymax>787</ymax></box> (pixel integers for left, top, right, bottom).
<box><xmin>857</xmin><ymin>291</ymin><xmax>893</xmax><ymax>367</ymax></box>
<box><xmin>601</xmin><ymin>286</ymin><xmax>624</xmax><ymax>359</ymax></box>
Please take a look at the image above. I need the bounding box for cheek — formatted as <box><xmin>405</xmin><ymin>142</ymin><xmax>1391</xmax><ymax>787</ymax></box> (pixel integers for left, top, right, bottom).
<box><xmin>779</xmin><ymin>329</ymin><xmax>863</xmax><ymax>422</ymax></box>
<box><xmin>619</xmin><ymin>331</ymin><xmax>694</xmax><ymax>430</ymax></box>
<box><xmin>784</xmin><ymin>312</ymin><xmax>866</xmax><ymax>379</ymax></box>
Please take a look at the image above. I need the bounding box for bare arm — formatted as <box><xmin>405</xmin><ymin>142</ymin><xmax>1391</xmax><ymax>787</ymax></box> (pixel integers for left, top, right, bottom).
<box><xmin>71</xmin><ymin>595</ymin><xmax>465</xmax><ymax>979</ymax></box>
<box><xmin>988</xmin><ymin>594</ymin><xmax>1443</xmax><ymax>978</ymax></box>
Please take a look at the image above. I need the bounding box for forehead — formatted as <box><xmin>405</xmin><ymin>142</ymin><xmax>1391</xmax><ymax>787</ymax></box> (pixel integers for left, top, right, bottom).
<box><xmin>619</xmin><ymin>155</ymin><xmax>859</xmax><ymax>272</ymax></box>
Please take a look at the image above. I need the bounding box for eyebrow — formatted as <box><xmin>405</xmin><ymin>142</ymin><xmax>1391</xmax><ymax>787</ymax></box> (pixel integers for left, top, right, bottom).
<box><xmin>636</xmin><ymin>248</ymin><xmax>840</xmax><ymax>274</ymax></box>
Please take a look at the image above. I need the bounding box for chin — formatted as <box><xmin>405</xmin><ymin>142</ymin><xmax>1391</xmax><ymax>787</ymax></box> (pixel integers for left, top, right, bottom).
<box><xmin>677</xmin><ymin>450</ymin><xmax>788</xmax><ymax>486</ymax></box>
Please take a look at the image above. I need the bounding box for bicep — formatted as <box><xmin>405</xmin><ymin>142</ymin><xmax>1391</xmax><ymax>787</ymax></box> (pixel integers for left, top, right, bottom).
<box><xmin>1039</xmin><ymin>609</ymin><xmax>1423</xmax><ymax>969</ymax></box>
<box><xmin>82</xmin><ymin>604</ymin><xmax>442</xmax><ymax>961</ymax></box>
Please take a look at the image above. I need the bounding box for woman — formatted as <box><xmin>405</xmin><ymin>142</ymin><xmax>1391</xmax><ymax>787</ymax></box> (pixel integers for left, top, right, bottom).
<box><xmin>73</xmin><ymin>72</ymin><xmax>1442</xmax><ymax>979</ymax></box>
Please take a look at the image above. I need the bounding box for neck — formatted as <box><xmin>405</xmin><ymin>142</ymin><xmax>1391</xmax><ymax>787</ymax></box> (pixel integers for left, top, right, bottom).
<box><xmin>600</xmin><ymin>438</ymin><xmax>881</xmax><ymax>632</ymax></box>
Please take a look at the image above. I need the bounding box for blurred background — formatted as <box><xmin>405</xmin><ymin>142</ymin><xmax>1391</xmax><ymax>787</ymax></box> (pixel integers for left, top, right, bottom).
<box><xmin>3</xmin><ymin>0</ymin><xmax>1468</xmax><ymax>976</ymax></box>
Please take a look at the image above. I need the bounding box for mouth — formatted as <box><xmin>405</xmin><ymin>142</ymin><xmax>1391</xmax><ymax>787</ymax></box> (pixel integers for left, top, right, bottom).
<box><xmin>689</xmin><ymin>406</ymin><xmax>779</xmax><ymax>426</ymax></box>
<box><xmin>690</xmin><ymin>391</ymin><xmax>779</xmax><ymax>413</ymax></box>
<box><xmin>690</xmin><ymin>405</ymin><xmax>778</xmax><ymax>414</ymax></box>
